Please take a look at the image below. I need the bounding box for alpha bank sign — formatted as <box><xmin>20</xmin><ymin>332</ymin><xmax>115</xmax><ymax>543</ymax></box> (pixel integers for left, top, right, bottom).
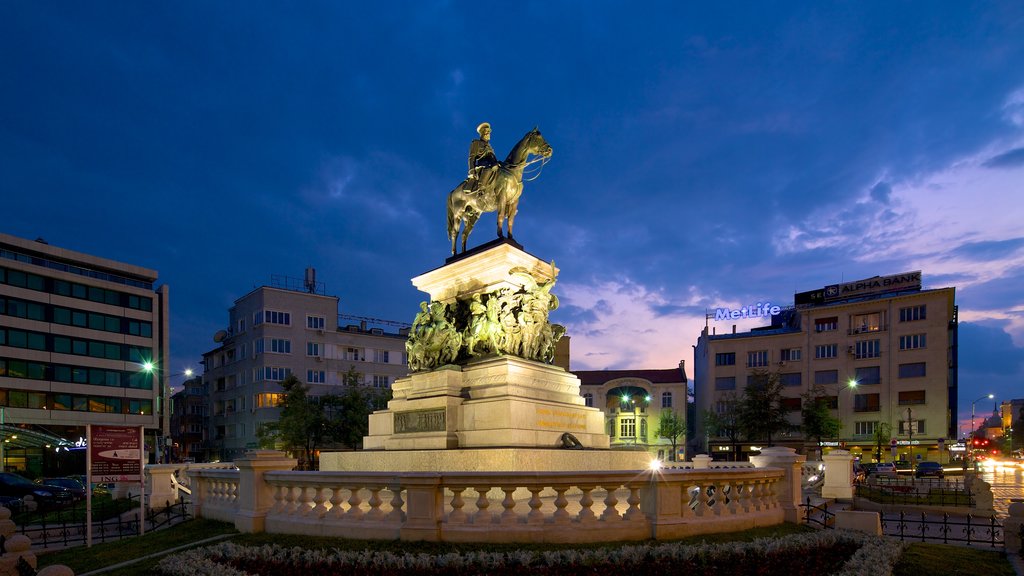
<box><xmin>714</xmin><ymin>302</ymin><xmax>782</xmax><ymax>321</ymax></box>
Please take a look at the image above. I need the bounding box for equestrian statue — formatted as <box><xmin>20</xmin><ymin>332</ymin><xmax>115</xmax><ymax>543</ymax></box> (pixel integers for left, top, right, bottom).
<box><xmin>446</xmin><ymin>123</ymin><xmax>552</xmax><ymax>255</ymax></box>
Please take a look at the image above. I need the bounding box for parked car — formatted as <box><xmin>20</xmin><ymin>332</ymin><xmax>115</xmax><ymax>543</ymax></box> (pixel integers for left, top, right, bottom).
<box><xmin>36</xmin><ymin>477</ymin><xmax>87</xmax><ymax>501</ymax></box>
<box><xmin>894</xmin><ymin>460</ymin><xmax>914</xmax><ymax>474</ymax></box>
<box><xmin>0</xmin><ymin>495</ymin><xmax>25</xmax><ymax>513</ymax></box>
<box><xmin>915</xmin><ymin>461</ymin><xmax>944</xmax><ymax>479</ymax></box>
<box><xmin>0</xmin><ymin>472</ymin><xmax>73</xmax><ymax>508</ymax></box>
<box><xmin>869</xmin><ymin>462</ymin><xmax>897</xmax><ymax>478</ymax></box>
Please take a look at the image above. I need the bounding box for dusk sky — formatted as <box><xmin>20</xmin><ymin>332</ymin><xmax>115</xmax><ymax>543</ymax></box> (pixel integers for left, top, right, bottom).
<box><xmin>3</xmin><ymin>3</ymin><xmax>1022</xmax><ymax>433</ymax></box>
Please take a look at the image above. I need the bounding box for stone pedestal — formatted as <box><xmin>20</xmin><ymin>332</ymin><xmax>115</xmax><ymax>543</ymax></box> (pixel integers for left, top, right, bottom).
<box><xmin>749</xmin><ymin>447</ymin><xmax>806</xmax><ymax>523</ymax></box>
<box><xmin>821</xmin><ymin>449</ymin><xmax>854</xmax><ymax>499</ymax></box>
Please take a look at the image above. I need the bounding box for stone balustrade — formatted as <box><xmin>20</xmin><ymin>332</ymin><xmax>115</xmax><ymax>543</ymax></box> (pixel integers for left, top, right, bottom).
<box><xmin>146</xmin><ymin>462</ymin><xmax>238</xmax><ymax>511</ymax></box>
<box><xmin>189</xmin><ymin>450</ymin><xmax>803</xmax><ymax>543</ymax></box>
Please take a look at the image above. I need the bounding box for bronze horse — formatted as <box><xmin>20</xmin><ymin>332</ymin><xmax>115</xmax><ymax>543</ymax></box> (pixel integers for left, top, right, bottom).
<box><xmin>446</xmin><ymin>128</ymin><xmax>552</xmax><ymax>254</ymax></box>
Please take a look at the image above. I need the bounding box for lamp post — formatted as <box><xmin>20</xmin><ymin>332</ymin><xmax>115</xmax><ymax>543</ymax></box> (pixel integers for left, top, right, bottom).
<box><xmin>836</xmin><ymin>379</ymin><xmax>858</xmax><ymax>443</ymax></box>
<box><xmin>142</xmin><ymin>362</ymin><xmax>193</xmax><ymax>463</ymax></box>
<box><xmin>970</xmin><ymin>393</ymin><xmax>994</xmax><ymax>469</ymax></box>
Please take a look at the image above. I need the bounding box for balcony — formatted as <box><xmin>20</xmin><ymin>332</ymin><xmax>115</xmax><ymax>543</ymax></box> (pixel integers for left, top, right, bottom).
<box><xmin>847</xmin><ymin>324</ymin><xmax>888</xmax><ymax>336</ymax></box>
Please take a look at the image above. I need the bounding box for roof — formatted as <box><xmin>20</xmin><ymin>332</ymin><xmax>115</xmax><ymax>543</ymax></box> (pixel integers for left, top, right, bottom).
<box><xmin>574</xmin><ymin>368</ymin><xmax>685</xmax><ymax>386</ymax></box>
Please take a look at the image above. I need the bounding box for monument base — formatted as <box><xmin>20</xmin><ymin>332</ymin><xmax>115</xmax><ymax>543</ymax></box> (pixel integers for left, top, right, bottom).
<box><xmin>321</xmin><ymin>447</ymin><xmax>651</xmax><ymax>473</ymax></box>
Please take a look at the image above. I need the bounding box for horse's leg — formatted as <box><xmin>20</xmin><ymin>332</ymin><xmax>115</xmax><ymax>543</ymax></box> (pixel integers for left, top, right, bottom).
<box><xmin>506</xmin><ymin>185</ymin><xmax>523</xmax><ymax>239</ymax></box>
<box><xmin>463</xmin><ymin>213</ymin><xmax>480</xmax><ymax>253</ymax></box>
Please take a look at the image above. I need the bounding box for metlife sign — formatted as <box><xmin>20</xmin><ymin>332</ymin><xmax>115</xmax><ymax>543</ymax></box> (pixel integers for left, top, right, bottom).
<box><xmin>714</xmin><ymin>302</ymin><xmax>782</xmax><ymax>321</ymax></box>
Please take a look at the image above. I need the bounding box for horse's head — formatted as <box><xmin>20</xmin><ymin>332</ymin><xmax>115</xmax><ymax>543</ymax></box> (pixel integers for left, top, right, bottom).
<box><xmin>527</xmin><ymin>127</ymin><xmax>553</xmax><ymax>158</ymax></box>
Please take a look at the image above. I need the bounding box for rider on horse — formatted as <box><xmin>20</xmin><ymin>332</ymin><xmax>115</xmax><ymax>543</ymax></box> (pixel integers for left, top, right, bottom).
<box><xmin>467</xmin><ymin>122</ymin><xmax>499</xmax><ymax>194</ymax></box>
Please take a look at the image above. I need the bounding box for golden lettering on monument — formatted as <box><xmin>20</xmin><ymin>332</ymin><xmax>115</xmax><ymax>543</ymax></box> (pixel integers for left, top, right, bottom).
<box><xmin>534</xmin><ymin>406</ymin><xmax>586</xmax><ymax>431</ymax></box>
<box><xmin>395</xmin><ymin>409</ymin><xmax>446</xmax><ymax>433</ymax></box>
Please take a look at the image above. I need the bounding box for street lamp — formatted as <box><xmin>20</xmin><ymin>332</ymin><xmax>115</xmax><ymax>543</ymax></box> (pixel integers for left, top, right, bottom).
<box><xmin>142</xmin><ymin>363</ymin><xmax>194</xmax><ymax>463</ymax></box>
<box><xmin>970</xmin><ymin>393</ymin><xmax>995</xmax><ymax>469</ymax></box>
<box><xmin>836</xmin><ymin>379</ymin><xmax>859</xmax><ymax>441</ymax></box>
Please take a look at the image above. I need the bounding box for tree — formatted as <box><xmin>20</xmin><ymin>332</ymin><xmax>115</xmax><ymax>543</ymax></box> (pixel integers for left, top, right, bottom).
<box><xmin>324</xmin><ymin>366</ymin><xmax>392</xmax><ymax>449</ymax></box>
<box><xmin>702</xmin><ymin>392</ymin><xmax>741</xmax><ymax>461</ymax></box>
<box><xmin>737</xmin><ymin>369</ymin><xmax>791</xmax><ymax>447</ymax></box>
<box><xmin>258</xmin><ymin>374</ymin><xmax>326</xmax><ymax>470</ymax></box>
<box><xmin>870</xmin><ymin>422</ymin><xmax>893</xmax><ymax>462</ymax></box>
<box><xmin>801</xmin><ymin>385</ymin><xmax>841</xmax><ymax>459</ymax></box>
<box><xmin>655</xmin><ymin>410</ymin><xmax>685</xmax><ymax>461</ymax></box>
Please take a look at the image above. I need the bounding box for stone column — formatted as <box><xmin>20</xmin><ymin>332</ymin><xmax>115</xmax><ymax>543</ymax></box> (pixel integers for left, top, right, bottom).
<box><xmin>749</xmin><ymin>446</ymin><xmax>806</xmax><ymax>523</ymax></box>
<box><xmin>233</xmin><ymin>450</ymin><xmax>297</xmax><ymax>533</ymax></box>
<box><xmin>821</xmin><ymin>449</ymin><xmax>854</xmax><ymax>499</ymax></box>
<box><xmin>691</xmin><ymin>454</ymin><xmax>712</xmax><ymax>469</ymax></box>
<box><xmin>640</xmin><ymin>470</ymin><xmax>682</xmax><ymax>539</ymax></box>
<box><xmin>145</xmin><ymin>464</ymin><xmax>180</xmax><ymax>510</ymax></box>
<box><xmin>1005</xmin><ymin>499</ymin><xmax>1024</xmax><ymax>554</ymax></box>
<box><xmin>400</xmin><ymin>475</ymin><xmax>444</xmax><ymax>542</ymax></box>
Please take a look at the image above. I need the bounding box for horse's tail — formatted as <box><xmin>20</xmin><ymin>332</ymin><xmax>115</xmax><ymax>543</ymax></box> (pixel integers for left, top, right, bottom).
<box><xmin>446</xmin><ymin>189</ymin><xmax>455</xmax><ymax>241</ymax></box>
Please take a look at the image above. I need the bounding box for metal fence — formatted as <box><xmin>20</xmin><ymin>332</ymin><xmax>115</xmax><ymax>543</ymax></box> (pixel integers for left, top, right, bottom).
<box><xmin>12</xmin><ymin>495</ymin><xmax>189</xmax><ymax>548</ymax></box>
<box><xmin>855</xmin><ymin>477</ymin><xmax>974</xmax><ymax>507</ymax></box>
<box><xmin>880</xmin><ymin>511</ymin><xmax>1003</xmax><ymax>549</ymax></box>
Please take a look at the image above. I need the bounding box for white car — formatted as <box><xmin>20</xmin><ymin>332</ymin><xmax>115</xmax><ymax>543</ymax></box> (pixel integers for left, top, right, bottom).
<box><xmin>871</xmin><ymin>462</ymin><xmax>897</xmax><ymax>477</ymax></box>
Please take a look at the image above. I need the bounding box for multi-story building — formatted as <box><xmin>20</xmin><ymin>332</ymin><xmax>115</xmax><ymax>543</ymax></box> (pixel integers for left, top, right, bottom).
<box><xmin>202</xmin><ymin>273</ymin><xmax>409</xmax><ymax>461</ymax></box>
<box><xmin>0</xmin><ymin>233</ymin><xmax>168</xmax><ymax>477</ymax></box>
<box><xmin>169</xmin><ymin>376</ymin><xmax>208</xmax><ymax>462</ymax></box>
<box><xmin>575</xmin><ymin>362</ymin><xmax>688</xmax><ymax>461</ymax></box>
<box><xmin>999</xmin><ymin>398</ymin><xmax>1023</xmax><ymax>457</ymax></box>
<box><xmin>694</xmin><ymin>271</ymin><xmax>957</xmax><ymax>463</ymax></box>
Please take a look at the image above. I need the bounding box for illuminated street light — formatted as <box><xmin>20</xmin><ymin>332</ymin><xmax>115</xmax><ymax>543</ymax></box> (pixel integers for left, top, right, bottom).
<box><xmin>970</xmin><ymin>393</ymin><xmax>995</xmax><ymax>468</ymax></box>
<box><xmin>141</xmin><ymin>363</ymin><xmax>196</xmax><ymax>463</ymax></box>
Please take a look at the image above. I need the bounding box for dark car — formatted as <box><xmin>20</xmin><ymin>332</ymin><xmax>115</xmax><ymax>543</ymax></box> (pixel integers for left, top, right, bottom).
<box><xmin>0</xmin><ymin>472</ymin><xmax>73</xmax><ymax>508</ymax></box>
<box><xmin>915</xmin><ymin>461</ymin><xmax>944</xmax><ymax>479</ymax></box>
<box><xmin>894</xmin><ymin>460</ymin><xmax>913</xmax><ymax>474</ymax></box>
<box><xmin>36</xmin><ymin>477</ymin><xmax>87</xmax><ymax>501</ymax></box>
<box><xmin>0</xmin><ymin>495</ymin><xmax>25</xmax><ymax>513</ymax></box>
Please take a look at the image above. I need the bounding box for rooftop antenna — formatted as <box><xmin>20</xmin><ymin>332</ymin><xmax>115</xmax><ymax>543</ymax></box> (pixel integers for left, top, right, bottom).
<box><xmin>304</xmin><ymin>267</ymin><xmax>317</xmax><ymax>294</ymax></box>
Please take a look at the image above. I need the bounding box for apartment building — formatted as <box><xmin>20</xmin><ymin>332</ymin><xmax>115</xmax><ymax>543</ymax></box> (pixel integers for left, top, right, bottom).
<box><xmin>0</xmin><ymin>233</ymin><xmax>167</xmax><ymax>476</ymax></box>
<box><xmin>694</xmin><ymin>271</ymin><xmax>957</xmax><ymax>463</ymax></box>
<box><xmin>202</xmin><ymin>273</ymin><xmax>408</xmax><ymax>461</ymax></box>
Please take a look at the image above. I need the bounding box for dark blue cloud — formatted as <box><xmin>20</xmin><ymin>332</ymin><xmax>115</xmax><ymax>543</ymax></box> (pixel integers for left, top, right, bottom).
<box><xmin>982</xmin><ymin>147</ymin><xmax>1024</xmax><ymax>168</ymax></box>
<box><xmin>950</xmin><ymin>239</ymin><xmax>1024</xmax><ymax>262</ymax></box>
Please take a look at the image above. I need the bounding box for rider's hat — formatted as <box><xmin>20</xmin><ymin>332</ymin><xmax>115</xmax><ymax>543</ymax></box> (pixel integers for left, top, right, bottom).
<box><xmin>476</xmin><ymin>122</ymin><xmax>491</xmax><ymax>135</ymax></box>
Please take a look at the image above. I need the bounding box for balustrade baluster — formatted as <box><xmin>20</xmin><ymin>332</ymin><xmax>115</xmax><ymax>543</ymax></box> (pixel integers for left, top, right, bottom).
<box><xmin>346</xmin><ymin>486</ymin><xmax>364</xmax><ymax>520</ymax></box>
<box><xmin>270</xmin><ymin>484</ymin><xmax>285</xmax><ymax>514</ymax></box>
<box><xmin>366</xmin><ymin>487</ymin><xmax>385</xmax><ymax>520</ymax></box>
<box><xmin>283</xmin><ymin>486</ymin><xmax>297</xmax><ymax>516</ymax></box>
<box><xmin>577</xmin><ymin>486</ymin><xmax>597</xmax><ymax>523</ymax></box>
<box><xmin>738</xmin><ymin>481</ymin><xmax>751</xmax><ymax>513</ymax></box>
<box><xmin>500</xmin><ymin>487</ymin><xmax>518</xmax><ymax>525</ymax></box>
<box><xmin>624</xmin><ymin>484</ymin><xmax>642</xmax><ymax>521</ymax></box>
<box><xmin>473</xmin><ymin>486</ymin><xmax>493</xmax><ymax>524</ymax></box>
<box><xmin>387</xmin><ymin>485</ymin><xmax>405</xmax><ymax>522</ymax></box>
<box><xmin>696</xmin><ymin>484</ymin><xmax>710</xmax><ymax>517</ymax></box>
<box><xmin>526</xmin><ymin>486</ymin><xmax>545</xmax><ymax>524</ymax></box>
<box><xmin>552</xmin><ymin>486</ymin><xmax>571</xmax><ymax>524</ymax></box>
<box><xmin>725</xmin><ymin>483</ymin><xmax>738</xmax><ymax>515</ymax></box>
<box><xmin>310</xmin><ymin>486</ymin><xmax>328</xmax><ymax>518</ymax></box>
<box><xmin>295</xmin><ymin>486</ymin><xmax>312</xmax><ymax>516</ymax></box>
<box><xmin>328</xmin><ymin>486</ymin><xmax>345</xmax><ymax>518</ymax></box>
<box><xmin>448</xmin><ymin>486</ymin><xmax>468</xmax><ymax>524</ymax></box>
<box><xmin>600</xmin><ymin>485</ymin><xmax>620</xmax><ymax>521</ymax></box>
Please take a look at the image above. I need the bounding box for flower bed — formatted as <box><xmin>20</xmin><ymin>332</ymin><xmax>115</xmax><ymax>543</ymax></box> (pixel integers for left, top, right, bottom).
<box><xmin>156</xmin><ymin>530</ymin><xmax>906</xmax><ymax>576</ymax></box>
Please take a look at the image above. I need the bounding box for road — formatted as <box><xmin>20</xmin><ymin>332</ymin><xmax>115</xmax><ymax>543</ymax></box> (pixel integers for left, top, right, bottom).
<box><xmin>978</xmin><ymin>465</ymin><xmax>1024</xmax><ymax>519</ymax></box>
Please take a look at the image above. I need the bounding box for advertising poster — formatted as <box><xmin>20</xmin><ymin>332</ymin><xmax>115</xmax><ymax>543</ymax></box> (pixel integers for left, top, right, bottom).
<box><xmin>89</xmin><ymin>425</ymin><xmax>142</xmax><ymax>483</ymax></box>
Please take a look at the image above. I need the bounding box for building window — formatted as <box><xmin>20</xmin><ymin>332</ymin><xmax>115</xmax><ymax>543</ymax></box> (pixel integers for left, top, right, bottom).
<box><xmin>620</xmin><ymin>418</ymin><xmax>636</xmax><ymax>438</ymax></box>
<box><xmin>307</xmin><ymin>315</ymin><xmax>325</xmax><ymax>330</ymax></box>
<box><xmin>855</xmin><ymin>421</ymin><xmax>878</xmax><ymax>436</ymax></box>
<box><xmin>306</xmin><ymin>342</ymin><xmax>321</xmax><ymax>357</ymax></box>
<box><xmin>851</xmin><ymin>312</ymin><xmax>883</xmax><ymax>334</ymax></box>
<box><xmin>898</xmin><ymin>390</ymin><xmax>926</xmax><ymax>405</ymax></box>
<box><xmin>780</xmin><ymin>348</ymin><xmax>801</xmax><ymax>362</ymax></box>
<box><xmin>583</xmin><ymin>393</ymin><xmax>593</xmax><ymax>407</ymax></box>
<box><xmin>269</xmin><ymin>339</ymin><xmax>291</xmax><ymax>354</ymax></box>
<box><xmin>661</xmin><ymin>392</ymin><xmax>672</xmax><ymax>408</ymax></box>
<box><xmin>374</xmin><ymin>349</ymin><xmax>390</xmax><ymax>364</ymax></box>
<box><xmin>715</xmin><ymin>353</ymin><xmax>736</xmax><ymax>366</ymax></box>
<box><xmin>372</xmin><ymin>375</ymin><xmax>389</xmax><ymax>388</ymax></box>
<box><xmin>307</xmin><ymin>370</ymin><xmax>326</xmax><ymax>384</ymax></box>
<box><xmin>854</xmin><ymin>339</ymin><xmax>880</xmax><ymax>359</ymax></box>
<box><xmin>815</xmin><ymin>344</ymin><xmax>838</xmax><ymax>359</ymax></box>
<box><xmin>854</xmin><ymin>365</ymin><xmax>881</xmax><ymax>385</ymax></box>
<box><xmin>898</xmin><ymin>420</ymin><xmax>925</xmax><ymax>434</ymax></box>
<box><xmin>714</xmin><ymin>376</ymin><xmax>736</xmax><ymax>391</ymax></box>
<box><xmin>898</xmin><ymin>362</ymin><xmax>926</xmax><ymax>378</ymax></box>
<box><xmin>779</xmin><ymin>372</ymin><xmax>802</xmax><ymax>387</ymax></box>
<box><xmin>815</xmin><ymin>317</ymin><xmax>838</xmax><ymax>332</ymax></box>
<box><xmin>899</xmin><ymin>334</ymin><xmax>927</xmax><ymax>350</ymax></box>
<box><xmin>346</xmin><ymin>347</ymin><xmax>362</xmax><ymax>361</ymax></box>
<box><xmin>899</xmin><ymin>305</ymin><xmax>926</xmax><ymax>322</ymax></box>
<box><xmin>255</xmin><ymin>393</ymin><xmax>284</xmax><ymax>408</ymax></box>
<box><xmin>814</xmin><ymin>370</ymin><xmax>838</xmax><ymax>385</ymax></box>
<box><xmin>747</xmin><ymin>350</ymin><xmax>769</xmax><ymax>368</ymax></box>
<box><xmin>853</xmin><ymin>393</ymin><xmax>881</xmax><ymax>412</ymax></box>
<box><xmin>781</xmin><ymin>397</ymin><xmax>802</xmax><ymax>411</ymax></box>
<box><xmin>256</xmin><ymin>366</ymin><xmax>291</xmax><ymax>382</ymax></box>
<box><xmin>254</xmin><ymin>310</ymin><xmax>291</xmax><ymax>326</ymax></box>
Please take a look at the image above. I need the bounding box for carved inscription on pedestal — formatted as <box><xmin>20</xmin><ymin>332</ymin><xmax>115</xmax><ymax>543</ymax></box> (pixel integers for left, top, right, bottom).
<box><xmin>395</xmin><ymin>409</ymin><xmax>447</xmax><ymax>434</ymax></box>
<box><xmin>535</xmin><ymin>406</ymin><xmax>587</xmax><ymax>431</ymax></box>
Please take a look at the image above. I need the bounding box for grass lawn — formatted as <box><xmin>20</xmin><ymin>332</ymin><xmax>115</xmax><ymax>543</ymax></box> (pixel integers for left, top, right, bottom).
<box><xmin>36</xmin><ymin>520</ymin><xmax>1015</xmax><ymax>576</ymax></box>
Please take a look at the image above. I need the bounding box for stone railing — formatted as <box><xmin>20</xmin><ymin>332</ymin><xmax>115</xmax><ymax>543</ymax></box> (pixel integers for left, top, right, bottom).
<box><xmin>146</xmin><ymin>462</ymin><xmax>237</xmax><ymax>511</ymax></box>
<box><xmin>188</xmin><ymin>448</ymin><xmax>804</xmax><ymax>543</ymax></box>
